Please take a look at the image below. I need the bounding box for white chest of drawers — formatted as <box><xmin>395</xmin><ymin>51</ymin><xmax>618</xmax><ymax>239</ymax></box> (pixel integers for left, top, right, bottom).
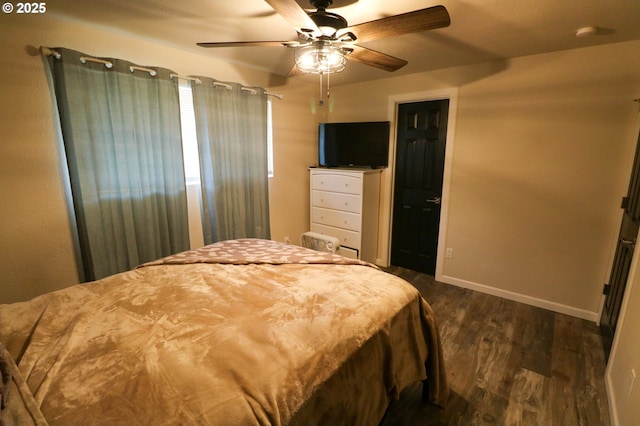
<box><xmin>309</xmin><ymin>168</ymin><xmax>382</xmax><ymax>263</ymax></box>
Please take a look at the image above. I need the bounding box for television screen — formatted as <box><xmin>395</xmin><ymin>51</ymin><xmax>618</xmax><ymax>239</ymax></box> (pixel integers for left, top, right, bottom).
<box><xmin>318</xmin><ymin>121</ymin><xmax>390</xmax><ymax>168</ymax></box>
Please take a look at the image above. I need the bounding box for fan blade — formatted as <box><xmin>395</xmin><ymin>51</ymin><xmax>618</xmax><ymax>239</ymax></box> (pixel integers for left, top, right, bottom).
<box><xmin>347</xmin><ymin>45</ymin><xmax>408</xmax><ymax>72</ymax></box>
<box><xmin>264</xmin><ymin>0</ymin><xmax>320</xmax><ymax>35</ymax></box>
<box><xmin>344</xmin><ymin>5</ymin><xmax>450</xmax><ymax>43</ymax></box>
<box><xmin>197</xmin><ymin>41</ymin><xmax>300</xmax><ymax>48</ymax></box>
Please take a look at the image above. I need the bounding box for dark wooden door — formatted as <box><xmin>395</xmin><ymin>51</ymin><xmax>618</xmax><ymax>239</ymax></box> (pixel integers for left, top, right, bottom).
<box><xmin>600</xmin><ymin>128</ymin><xmax>640</xmax><ymax>361</ymax></box>
<box><xmin>391</xmin><ymin>100</ymin><xmax>449</xmax><ymax>274</ymax></box>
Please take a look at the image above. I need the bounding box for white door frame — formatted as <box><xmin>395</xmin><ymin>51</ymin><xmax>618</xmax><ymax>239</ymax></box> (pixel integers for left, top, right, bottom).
<box><xmin>380</xmin><ymin>88</ymin><xmax>458</xmax><ymax>281</ymax></box>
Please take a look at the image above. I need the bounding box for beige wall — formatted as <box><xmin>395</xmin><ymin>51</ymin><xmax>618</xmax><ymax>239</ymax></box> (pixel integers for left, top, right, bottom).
<box><xmin>328</xmin><ymin>43</ymin><xmax>640</xmax><ymax>425</ymax></box>
<box><xmin>328</xmin><ymin>41</ymin><xmax>640</xmax><ymax>321</ymax></box>
<box><xmin>0</xmin><ymin>13</ymin><xmax>314</xmax><ymax>303</ymax></box>
<box><xmin>1</xmin><ymin>11</ymin><xmax>639</xmax><ymax>425</ymax></box>
<box><xmin>267</xmin><ymin>75</ymin><xmax>334</xmax><ymax>244</ymax></box>
<box><xmin>267</xmin><ymin>83</ymin><xmax>326</xmax><ymax>246</ymax></box>
<box><xmin>605</xmin><ymin>117</ymin><xmax>640</xmax><ymax>426</ymax></box>
<box><xmin>607</xmin><ymin>234</ymin><xmax>640</xmax><ymax>425</ymax></box>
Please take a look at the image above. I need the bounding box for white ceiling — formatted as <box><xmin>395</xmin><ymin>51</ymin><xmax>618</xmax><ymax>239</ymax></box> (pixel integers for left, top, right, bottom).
<box><xmin>49</xmin><ymin>0</ymin><xmax>640</xmax><ymax>86</ymax></box>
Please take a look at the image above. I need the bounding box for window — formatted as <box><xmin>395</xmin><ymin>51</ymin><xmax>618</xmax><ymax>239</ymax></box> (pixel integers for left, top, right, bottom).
<box><xmin>267</xmin><ymin>98</ymin><xmax>274</xmax><ymax>177</ymax></box>
<box><xmin>178</xmin><ymin>80</ymin><xmax>201</xmax><ymax>185</ymax></box>
<box><xmin>178</xmin><ymin>80</ymin><xmax>274</xmax><ymax>181</ymax></box>
<box><xmin>177</xmin><ymin>80</ymin><xmax>273</xmax><ymax>248</ymax></box>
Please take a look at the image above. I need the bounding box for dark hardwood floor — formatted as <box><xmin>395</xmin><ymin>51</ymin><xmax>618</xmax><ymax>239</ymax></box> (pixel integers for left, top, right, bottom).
<box><xmin>380</xmin><ymin>266</ymin><xmax>611</xmax><ymax>426</ymax></box>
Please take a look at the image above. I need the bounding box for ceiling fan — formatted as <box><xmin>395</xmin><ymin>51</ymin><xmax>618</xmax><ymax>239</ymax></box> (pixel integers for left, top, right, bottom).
<box><xmin>197</xmin><ymin>0</ymin><xmax>450</xmax><ymax>76</ymax></box>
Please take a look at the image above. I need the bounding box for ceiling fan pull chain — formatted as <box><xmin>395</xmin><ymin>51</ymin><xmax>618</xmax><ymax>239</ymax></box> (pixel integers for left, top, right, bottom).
<box><xmin>319</xmin><ymin>72</ymin><xmax>324</xmax><ymax>106</ymax></box>
<box><xmin>327</xmin><ymin>70</ymin><xmax>331</xmax><ymax>100</ymax></box>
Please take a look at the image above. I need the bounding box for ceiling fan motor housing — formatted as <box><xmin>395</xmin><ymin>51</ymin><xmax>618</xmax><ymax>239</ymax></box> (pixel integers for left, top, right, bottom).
<box><xmin>310</xmin><ymin>0</ymin><xmax>333</xmax><ymax>10</ymax></box>
<box><xmin>309</xmin><ymin>11</ymin><xmax>348</xmax><ymax>32</ymax></box>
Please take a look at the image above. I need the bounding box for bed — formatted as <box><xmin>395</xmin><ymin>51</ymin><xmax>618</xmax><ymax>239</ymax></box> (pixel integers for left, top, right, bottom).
<box><xmin>0</xmin><ymin>238</ymin><xmax>447</xmax><ymax>425</ymax></box>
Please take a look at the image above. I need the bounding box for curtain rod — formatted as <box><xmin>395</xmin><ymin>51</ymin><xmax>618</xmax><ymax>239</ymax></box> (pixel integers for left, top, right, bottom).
<box><xmin>130</xmin><ymin>65</ymin><xmax>156</xmax><ymax>77</ymax></box>
<box><xmin>240</xmin><ymin>87</ymin><xmax>285</xmax><ymax>100</ymax></box>
<box><xmin>41</xmin><ymin>47</ymin><xmax>283</xmax><ymax>99</ymax></box>
<box><xmin>41</xmin><ymin>46</ymin><xmax>60</xmax><ymax>59</ymax></box>
<box><xmin>80</xmin><ymin>56</ymin><xmax>113</xmax><ymax>69</ymax></box>
<box><xmin>214</xmin><ymin>81</ymin><xmax>283</xmax><ymax>99</ymax></box>
<box><xmin>213</xmin><ymin>81</ymin><xmax>232</xmax><ymax>90</ymax></box>
<box><xmin>170</xmin><ymin>74</ymin><xmax>202</xmax><ymax>84</ymax></box>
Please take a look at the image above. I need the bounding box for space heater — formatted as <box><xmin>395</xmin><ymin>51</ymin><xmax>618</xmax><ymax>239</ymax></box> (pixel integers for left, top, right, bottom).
<box><xmin>300</xmin><ymin>232</ymin><xmax>340</xmax><ymax>254</ymax></box>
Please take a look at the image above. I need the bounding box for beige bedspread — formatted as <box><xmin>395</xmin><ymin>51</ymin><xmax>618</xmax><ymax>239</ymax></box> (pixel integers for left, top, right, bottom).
<box><xmin>0</xmin><ymin>239</ymin><xmax>446</xmax><ymax>425</ymax></box>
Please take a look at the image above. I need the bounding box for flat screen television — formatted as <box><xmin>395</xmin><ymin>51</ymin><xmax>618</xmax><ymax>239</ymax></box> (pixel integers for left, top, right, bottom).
<box><xmin>318</xmin><ymin>121</ymin><xmax>390</xmax><ymax>168</ymax></box>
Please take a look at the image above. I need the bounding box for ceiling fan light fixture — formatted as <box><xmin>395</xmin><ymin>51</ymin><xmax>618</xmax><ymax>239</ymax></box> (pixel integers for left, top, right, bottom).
<box><xmin>294</xmin><ymin>40</ymin><xmax>347</xmax><ymax>74</ymax></box>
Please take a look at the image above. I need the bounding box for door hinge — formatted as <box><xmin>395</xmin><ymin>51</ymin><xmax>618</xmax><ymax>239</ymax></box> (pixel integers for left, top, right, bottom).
<box><xmin>603</xmin><ymin>284</ymin><xmax>611</xmax><ymax>295</ymax></box>
<box><xmin>622</xmin><ymin>196</ymin><xmax>630</xmax><ymax>209</ymax></box>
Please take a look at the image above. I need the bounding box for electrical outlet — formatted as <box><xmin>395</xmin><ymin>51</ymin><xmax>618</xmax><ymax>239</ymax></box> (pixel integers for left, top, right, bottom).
<box><xmin>446</xmin><ymin>248</ymin><xmax>454</xmax><ymax>259</ymax></box>
<box><xmin>629</xmin><ymin>369</ymin><xmax>636</xmax><ymax>395</ymax></box>
<box><xmin>284</xmin><ymin>236</ymin><xmax>291</xmax><ymax>244</ymax></box>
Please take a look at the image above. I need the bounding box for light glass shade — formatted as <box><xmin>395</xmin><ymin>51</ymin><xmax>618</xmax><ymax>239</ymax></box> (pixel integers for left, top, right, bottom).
<box><xmin>295</xmin><ymin>41</ymin><xmax>347</xmax><ymax>74</ymax></box>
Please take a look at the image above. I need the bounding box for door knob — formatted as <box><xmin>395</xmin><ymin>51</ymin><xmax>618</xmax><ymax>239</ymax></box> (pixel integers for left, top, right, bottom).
<box><xmin>620</xmin><ymin>237</ymin><xmax>636</xmax><ymax>247</ymax></box>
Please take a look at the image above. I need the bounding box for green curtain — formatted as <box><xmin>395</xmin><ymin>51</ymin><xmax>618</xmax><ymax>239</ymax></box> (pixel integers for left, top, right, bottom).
<box><xmin>45</xmin><ymin>47</ymin><xmax>190</xmax><ymax>281</ymax></box>
<box><xmin>191</xmin><ymin>78</ymin><xmax>270</xmax><ymax>243</ymax></box>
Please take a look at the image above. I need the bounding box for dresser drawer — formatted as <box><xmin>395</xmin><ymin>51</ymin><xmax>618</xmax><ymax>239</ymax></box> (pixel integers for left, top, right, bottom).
<box><xmin>312</xmin><ymin>207</ymin><xmax>361</xmax><ymax>232</ymax></box>
<box><xmin>311</xmin><ymin>173</ymin><xmax>361</xmax><ymax>195</ymax></box>
<box><xmin>337</xmin><ymin>246</ymin><xmax>359</xmax><ymax>260</ymax></box>
<box><xmin>311</xmin><ymin>190</ymin><xmax>361</xmax><ymax>214</ymax></box>
<box><xmin>310</xmin><ymin>223</ymin><xmax>361</xmax><ymax>250</ymax></box>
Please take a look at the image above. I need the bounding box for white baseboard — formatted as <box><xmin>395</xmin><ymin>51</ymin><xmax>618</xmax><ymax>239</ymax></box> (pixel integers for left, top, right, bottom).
<box><xmin>437</xmin><ymin>274</ymin><xmax>600</xmax><ymax>322</ymax></box>
<box><xmin>375</xmin><ymin>258</ymin><xmax>388</xmax><ymax>267</ymax></box>
<box><xmin>605</xmin><ymin>369</ymin><xmax>619</xmax><ymax>426</ymax></box>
